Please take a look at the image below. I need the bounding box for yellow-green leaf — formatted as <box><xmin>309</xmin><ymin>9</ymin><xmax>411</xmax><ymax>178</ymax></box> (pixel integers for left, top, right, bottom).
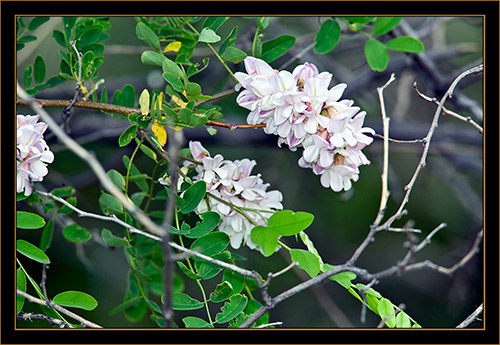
<box><xmin>139</xmin><ymin>89</ymin><xmax>150</xmax><ymax>115</ymax></box>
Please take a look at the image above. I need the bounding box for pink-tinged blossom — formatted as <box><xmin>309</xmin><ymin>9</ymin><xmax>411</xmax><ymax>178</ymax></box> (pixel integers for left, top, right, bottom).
<box><xmin>16</xmin><ymin>115</ymin><xmax>54</xmax><ymax>196</ymax></box>
<box><xmin>235</xmin><ymin>56</ymin><xmax>375</xmax><ymax>192</ymax></box>
<box><xmin>159</xmin><ymin>141</ymin><xmax>283</xmax><ymax>252</ymax></box>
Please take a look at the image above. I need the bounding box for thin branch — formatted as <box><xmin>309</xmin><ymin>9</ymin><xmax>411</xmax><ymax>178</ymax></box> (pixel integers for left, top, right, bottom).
<box><xmin>16</xmin><ymin>290</ymin><xmax>102</xmax><ymax>328</ymax></box>
<box><xmin>413</xmin><ymin>82</ymin><xmax>483</xmax><ymax>134</ymax></box>
<box><xmin>372</xmin><ymin>133</ymin><xmax>426</xmax><ymax>144</ymax></box>
<box><xmin>17</xmin><ymin>311</ymin><xmax>72</xmax><ymax>328</ymax></box>
<box><xmin>456</xmin><ymin>303</ymin><xmax>483</xmax><ymax>328</ymax></box>
<box><xmin>160</xmin><ymin>127</ymin><xmax>183</xmax><ymax>327</ymax></box>
<box><xmin>61</xmin><ymin>41</ymin><xmax>83</xmax><ymax>132</ymax></box>
<box><xmin>380</xmin><ymin>64</ymin><xmax>483</xmax><ymax>230</ymax></box>
<box><xmin>16</xmin><ymin>92</ymin><xmax>265</xmax><ymax>131</ymax></box>
<box><xmin>347</xmin><ymin>74</ymin><xmax>396</xmax><ymax>265</ymax></box>
<box><xmin>374</xmin><ymin>73</ymin><xmax>396</xmax><ymax>226</ymax></box>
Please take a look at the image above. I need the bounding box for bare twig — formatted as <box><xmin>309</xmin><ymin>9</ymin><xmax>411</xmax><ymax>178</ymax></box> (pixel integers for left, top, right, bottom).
<box><xmin>374</xmin><ymin>73</ymin><xmax>396</xmax><ymax>226</ymax></box>
<box><xmin>160</xmin><ymin>126</ymin><xmax>184</xmax><ymax>327</ymax></box>
<box><xmin>413</xmin><ymin>82</ymin><xmax>483</xmax><ymax>134</ymax></box>
<box><xmin>456</xmin><ymin>303</ymin><xmax>483</xmax><ymax>328</ymax></box>
<box><xmin>17</xmin><ymin>311</ymin><xmax>72</xmax><ymax>328</ymax></box>
<box><xmin>347</xmin><ymin>74</ymin><xmax>396</xmax><ymax>265</ymax></box>
<box><xmin>16</xmin><ymin>290</ymin><xmax>102</xmax><ymax>328</ymax></box>
<box><xmin>380</xmin><ymin>64</ymin><xmax>483</xmax><ymax>230</ymax></box>
<box><xmin>16</xmin><ymin>93</ymin><xmax>265</xmax><ymax>131</ymax></box>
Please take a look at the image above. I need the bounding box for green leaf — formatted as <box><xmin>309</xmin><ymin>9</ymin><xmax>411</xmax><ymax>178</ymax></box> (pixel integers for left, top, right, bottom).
<box><xmin>118</xmin><ymin>125</ymin><xmax>137</xmax><ymax>147</ymax></box>
<box><xmin>260</xmin><ymin>34</ymin><xmax>296</xmax><ymax>63</ymax></box>
<box><xmin>136</xmin><ymin>22</ymin><xmax>160</xmax><ymax>52</ymax></box>
<box><xmin>17</xmin><ymin>240</ymin><xmax>50</xmax><ymax>264</ymax></box>
<box><xmin>250</xmin><ymin>226</ymin><xmax>278</xmax><ymax>257</ymax></box>
<box><xmin>364</xmin><ymin>39</ymin><xmax>389</xmax><ymax>72</ymax></box>
<box><xmin>189</xmin><ymin>232</ymin><xmax>229</xmax><ymax>259</ymax></box>
<box><xmin>395</xmin><ymin>311</ymin><xmax>412</xmax><ymax>328</ymax></box>
<box><xmin>171</xmin><ymin>292</ymin><xmax>204</xmax><ymax>310</ymax></box>
<box><xmin>99</xmin><ymin>192</ymin><xmax>123</xmax><ymax>216</ymax></box>
<box><xmin>356</xmin><ymin>283</ymin><xmax>382</xmax><ymax>299</ymax></box>
<box><xmin>108</xmin><ymin>296</ymin><xmax>143</xmax><ymax>315</ymax></box>
<box><xmin>23</xmin><ymin>65</ymin><xmax>33</xmax><ymax>89</ymax></box>
<box><xmin>137</xmin><ymin>141</ymin><xmax>157</xmax><ymax>162</ymax></box>
<box><xmin>62</xmin><ymin>224</ymin><xmax>92</xmax><ymax>243</ymax></box>
<box><xmin>267</xmin><ymin>210</ymin><xmax>314</xmax><ymax>236</ymax></box>
<box><xmin>78</xmin><ymin>26</ymin><xmax>102</xmax><ymax>47</ymax></box>
<box><xmin>177</xmin><ymin>180</ymin><xmax>206</xmax><ymax>214</ymax></box>
<box><xmin>138</xmin><ymin>89</ymin><xmax>150</xmax><ymax>115</ymax></box>
<box><xmin>314</xmin><ymin>19</ymin><xmax>341</xmax><ymax>54</ymax></box>
<box><xmin>329</xmin><ymin>270</ymin><xmax>357</xmax><ymax>289</ymax></box>
<box><xmin>185</xmin><ymin>211</ymin><xmax>221</xmax><ymax>238</ymax></box>
<box><xmin>106</xmin><ymin>169</ymin><xmax>125</xmax><ymax>191</ymax></box>
<box><xmin>17</xmin><ymin>192</ymin><xmax>29</xmax><ymax>201</ymax></box>
<box><xmin>17</xmin><ymin>268</ymin><xmax>27</xmax><ymax>314</ymax></box>
<box><xmin>162</xmin><ymin>57</ymin><xmax>184</xmax><ymax>78</ymax></box>
<box><xmin>140</xmin><ymin>50</ymin><xmax>167</xmax><ymax>66</ymax></box>
<box><xmin>52</xmin><ymin>291</ymin><xmax>98</xmax><ymax>311</ymax></box>
<box><xmin>40</xmin><ymin>219</ymin><xmax>54</xmax><ymax>251</ymax></box>
<box><xmin>121</xmin><ymin>84</ymin><xmax>136</xmax><ymax>108</ymax></box>
<box><xmin>219</xmin><ymin>26</ymin><xmax>238</xmax><ymax>55</ymax></box>
<box><xmin>372</xmin><ymin>17</ymin><xmax>402</xmax><ymax>36</ymax></box>
<box><xmin>28</xmin><ymin>16</ymin><xmax>50</xmax><ymax>30</ymax></box>
<box><xmin>221</xmin><ymin>46</ymin><xmax>247</xmax><ymax>63</ymax></box>
<box><xmin>386</xmin><ymin>36</ymin><xmax>424</xmax><ymax>53</ymax></box>
<box><xmin>256</xmin><ymin>17</ymin><xmax>271</xmax><ymax>31</ymax></box>
<box><xmin>101</xmin><ymin>228</ymin><xmax>128</xmax><ymax>247</ymax></box>
<box><xmin>52</xmin><ymin>29</ymin><xmax>66</xmax><ymax>47</ymax></box>
<box><xmin>215</xmin><ymin>294</ymin><xmax>248</xmax><ymax>324</ymax></box>
<box><xmin>182</xmin><ymin>316</ymin><xmax>214</xmax><ymax>328</ymax></box>
<box><xmin>51</xmin><ymin>186</ymin><xmax>75</xmax><ymax>198</ymax></box>
<box><xmin>202</xmin><ymin>16</ymin><xmax>228</xmax><ymax>32</ymax></box>
<box><xmin>17</xmin><ymin>211</ymin><xmax>46</xmax><ymax>229</ymax></box>
<box><xmin>198</xmin><ymin>27</ymin><xmax>221</xmax><ymax>43</ymax></box>
<box><xmin>290</xmin><ymin>249</ymin><xmax>320</xmax><ymax>277</ymax></box>
<box><xmin>33</xmin><ymin>55</ymin><xmax>46</xmax><ymax>84</ymax></box>
<box><xmin>223</xmin><ymin>269</ymin><xmax>246</xmax><ymax>295</ymax></box>
<box><xmin>163</xmin><ymin>72</ymin><xmax>184</xmax><ymax>92</ymax></box>
<box><xmin>377</xmin><ymin>297</ymin><xmax>396</xmax><ymax>328</ymax></box>
<box><xmin>210</xmin><ymin>281</ymin><xmax>233</xmax><ymax>303</ymax></box>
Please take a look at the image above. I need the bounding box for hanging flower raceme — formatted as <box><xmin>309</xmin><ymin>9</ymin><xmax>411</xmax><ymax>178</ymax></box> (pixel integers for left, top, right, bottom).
<box><xmin>16</xmin><ymin>114</ymin><xmax>54</xmax><ymax>196</ymax></box>
<box><xmin>235</xmin><ymin>57</ymin><xmax>375</xmax><ymax>192</ymax></box>
<box><xmin>160</xmin><ymin>141</ymin><xmax>283</xmax><ymax>251</ymax></box>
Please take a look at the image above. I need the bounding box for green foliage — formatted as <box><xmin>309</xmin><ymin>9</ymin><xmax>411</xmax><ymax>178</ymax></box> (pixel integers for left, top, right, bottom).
<box><xmin>260</xmin><ymin>34</ymin><xmax>296</xmax><ymax>63</ymax></box>
<box><xmin>177</xmin><ymin>180</ymin><xmax>207</xmax><ymax>214</ymax></box>
<box><xmin>62</xmin><ymin>224</ymin><xmax>92</xmax><ymax>243</ymax></box>
<box><xmin>314</xmin><ymin>19</ymin><xmax>341</xmax><ymax>54</ymax></box>
<box><xmin>251</xmin><ymin>210</ymin><xmax>315</xmax><ymax>256</ymax></box>
<box><xmin>215</xmin><ymin>294</ymin><xmax>248</xmax><ymax>324</ymax></box>
<box><xmin>16</xmin><ymin>268</ymin><xmax>27</xmax><ymax>314</ymax></box>
<box><xmin>16</xmin><ymin>211</ymin><xmax>46</xmax><ymax>229</ymax></box>
<box><xmin>314</xmin><ymin>16</ymin><xmax>424</xmax><ymax>72</ymax></box>
<box><xmin>52</xmin><ymin>291</ymin><xmax>98</xmax><ymax>311</ymax></box>
<box><xmin>17</xmin><ymin>240</ymin><xmax>50</xmax><ymax>264</ymax></box>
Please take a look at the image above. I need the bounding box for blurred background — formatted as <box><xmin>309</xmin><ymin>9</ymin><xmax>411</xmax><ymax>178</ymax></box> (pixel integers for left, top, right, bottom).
<box><xmin>16</xmin><ymin>16</ymin><xmax>484</xmax><ymax>328</ymax></box>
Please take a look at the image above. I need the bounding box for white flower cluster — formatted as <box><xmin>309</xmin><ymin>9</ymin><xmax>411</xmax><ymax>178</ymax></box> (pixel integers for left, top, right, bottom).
<box><xmin>17</xmin><ymin>115</ymin><xmax>54</xmax><ymax>196</ymax></box>
<box><xmin>235</xmin><ymin>57</ymin><xmax>375</xmax><ymax>192</ymax></box>
<box><xmin>164</xmin><ymin>141</ymin><xmax>283</xmax><ymax>251</ymax></box>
